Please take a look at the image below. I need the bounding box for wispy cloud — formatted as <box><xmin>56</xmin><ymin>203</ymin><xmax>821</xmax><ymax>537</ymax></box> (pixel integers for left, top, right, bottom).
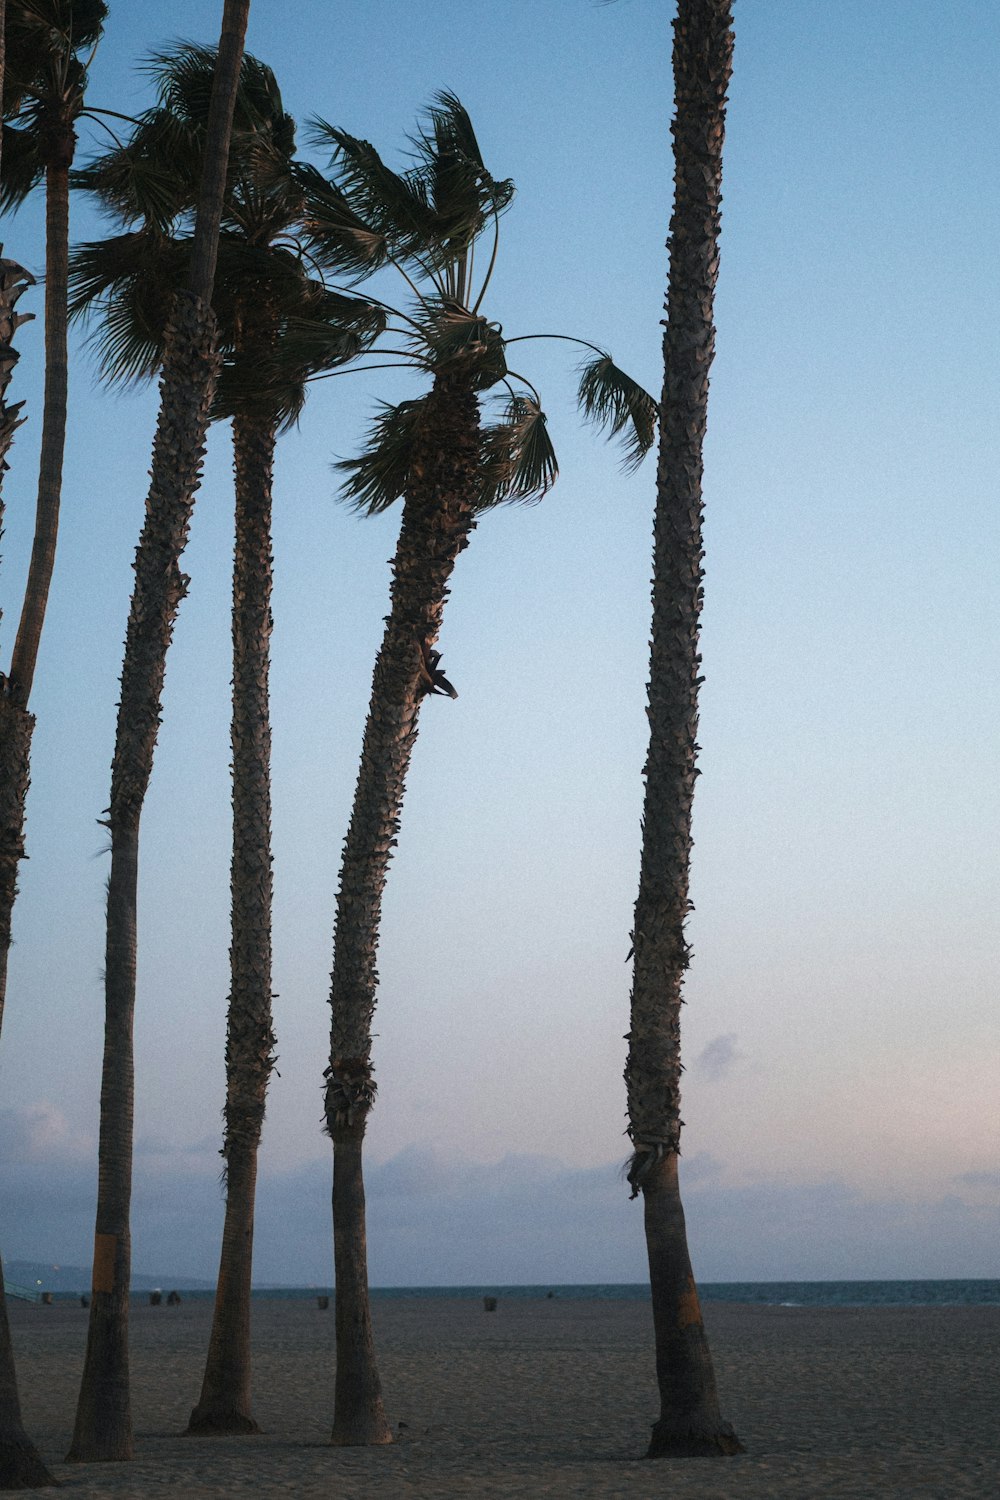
<box><xmin>0</xmin><ymin>1103</ymin><xmax>91</xmax><ymax>1165</ymax></box>
<box><xmin>953</xmin><ymin>1169</ymin><xmax>1000</xmax><ymax>1189</ymax></box>
<box><xmin>694</xmin><ymin>1033</ymin><xmax>743</xmax><ymax>1081</ymax></box>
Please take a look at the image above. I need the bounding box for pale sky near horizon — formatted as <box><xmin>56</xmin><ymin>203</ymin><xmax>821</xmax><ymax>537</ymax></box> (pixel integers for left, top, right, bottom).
<box><xmin>0</xmin><ymin>0</ymin><xmax>997</xmax><ymax>1285</ymax></box>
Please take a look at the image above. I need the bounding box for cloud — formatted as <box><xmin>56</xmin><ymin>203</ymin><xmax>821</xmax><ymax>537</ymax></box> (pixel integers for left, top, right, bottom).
<box><xmin>694</xmin><ymin>1033</ymin><xmax>743</xmax><ymax>1081</ymax></box>
<box><xmin>953</xmin><ymin>1169</ymin><xmax>1000</xmax><ymax>1189</ymax></box>
<box><xmin>3</xmin><ymin>1132</ymin><xmax>997</xmax><ymax>1287</ymax></box>
<box><xmin>0</xmin><ymin>1103</ymin><xmax>91</xmax><ymax>1165</ymax></box>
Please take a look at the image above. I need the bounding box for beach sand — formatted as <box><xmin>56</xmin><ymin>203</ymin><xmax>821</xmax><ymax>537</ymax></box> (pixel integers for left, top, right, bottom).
<box><xmin>8</xmin><ymin>1294</ymin><xmax>999</xmax><ymax>1498</ymax></box>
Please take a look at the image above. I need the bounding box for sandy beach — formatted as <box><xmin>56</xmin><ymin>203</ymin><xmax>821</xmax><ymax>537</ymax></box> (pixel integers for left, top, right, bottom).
<box><xmin>7</xmin><ymin>1294</ymin><xmax>999</xmax><ymax>1498</ymax></box>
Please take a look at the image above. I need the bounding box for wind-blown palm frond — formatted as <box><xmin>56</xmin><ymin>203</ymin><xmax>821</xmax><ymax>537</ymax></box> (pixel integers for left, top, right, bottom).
<box><xmin>418</xmin><ymin>299</ymin><xmax>506</xmax><ymax>388</ymax></box>
<box><xmin>218</xmin><ymin>291</ymin><xmax>385</xmax><ymax>430</ymax></box>
<box><xmin>479</xmin><ymin>394</ymin><xmax>558</xmax><ymax>508</ymax></box>
<box><xmin>309</xmin><ymin>120</ymin><xmax>442</xmax><ymax>262</ymax></box>
<box><xmin>336</xmin><ymin>397</ymin><xmax>429</xmax><ymax>514</ymax></box>
<box><xmin>68</xmin><ymin>230</ymin><xmax>183</xmax><ymax>382</ymax></box>
<box><xmin>577</xmin><ymin>353</ymin><xmax>657</xmax><ymax>471</ymax></box>
<box><xmin>0</xmin><ymin>122</ymin><xmax>45</xmax><ymax>210</ymax></box>
<box><xmin>413</xmin><ymin>91</ymin><xmax>514</xmax><ymax>237</ymax></box>
<box><xmin>72</xmin><ymin>115</ymin><xmax>204</xmax><ymax>230</ymax></box>
<box><xmin>295</xmin><ymin>161</ymin><xmax>389</xmax><ymax>278</ymax></box>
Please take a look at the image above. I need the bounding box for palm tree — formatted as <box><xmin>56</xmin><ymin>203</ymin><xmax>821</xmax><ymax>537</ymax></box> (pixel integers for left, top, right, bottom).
<box><xmin>67</xmin><ymin>0</ymin><xmax>251</xmax><ymax>1464</ymax></box>
<box><xmin>70</xmin><ymin>43</ymin><xmax>382</xmax><ymax>1437</ymax></box>
<box><xmin>623</xmin><ymin>0</ymin><xmax>741</xmax><ymax>1457</ymax></box>
<box><xmin>1</xmin><ymin>0</ymin><xmax>107</xmax><ymax>705</ymax></box>
<box><xmin>299</xmin><ymin>94</ymin><xmax>657</xmax><ymax>1445</ymax></box>
<box><xmin>0</xmin><ymin>0</ymin><xmax>55</xmax><ymax>1484</ymax></box>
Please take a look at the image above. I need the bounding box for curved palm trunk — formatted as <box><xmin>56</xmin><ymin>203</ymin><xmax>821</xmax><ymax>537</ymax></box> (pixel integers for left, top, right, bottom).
<box><xmin>624</xmin><ymin>0</ymin><xmax>741</xmax><ymax>1459</ymax></box>
<box><xmin>0</xmin><ymin>5</ymin><xmax>58</xmax><ymax>1464</ymax></box>
<box><xmin>69</xmin><ymin>3</ymin><xmax>249</xmax><ymax>1462</ymax></box>
<box><xmin>8</xmin><ymin>139</ymin><xmax>72</xmax><ymax>702</ymax></box>
<box><xmin>188</xmin><ymin>412</ymin><xmax>276</xmax><ymax>1436</ymax></box>
<box><xmin>326</xmin><ymin>372</ymin><xmax>480</xmax><ymax>1446</ymax></box>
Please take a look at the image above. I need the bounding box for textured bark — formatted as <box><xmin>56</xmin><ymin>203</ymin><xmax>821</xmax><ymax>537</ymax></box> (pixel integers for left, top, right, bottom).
<box><xmin>187</xmin><ymin>0</ymin><xmax>250</xmax><ymax>303</ymax></box>
<box><xmin>67</xmin><ymin>819</ymin><xmax>137</xmax><ymax>1463</ymax></box>
<box><xmin>643</xmin><ymin>1156</ymin><xmax>741</xmax><ymax>1455</ymax></box>
<box><xmin>331</xmin><ymin>1128</ymin><xmax>391</xmax><ymax>1447</ymax></box>
<box><xmin>326</xmin><ymin>372</ymin><xmax>480</xmax><ymax>1445</ymax></box>
<box><xmin>9</xmin><ymin>140</ymin><xmax>73</xmax><ymax>705</ymax></box>
<box><xmin>0</xmin><ymin>696</ymin><xmax>31</xmax><ymax>1037</ymax></box>
<box><xmin>70</xmin><ymin>12</ymin><xmax>249</xmax><ymax>1454</ymax></box>
<box><xmin>67</xmin><ymin>293</ymin><xmax>220</xmax><ymax>1465</ymax></box>
<box><xmin>0</xmin><ymin>8</ymin><xmax>52</xmax><ymax>1468</ymax></box>
<box><xmin>188</xmin><ymin>413</ymin><xmax>276</xmax><ymax>1436</ymax></box>
<box><xmin>0</xmin><ymin>252</ymin><xmax>33</xmax><ymax>490</ymax></box>
<box><xmin>0</xmin><ymin>1269</ymin><xmax>54</xmax><ymax>1489</ymax></box>
<box><xmin>624</xmin><ymin>0</ymin><xmax>741</xmax><ymax>1458</ymax></box>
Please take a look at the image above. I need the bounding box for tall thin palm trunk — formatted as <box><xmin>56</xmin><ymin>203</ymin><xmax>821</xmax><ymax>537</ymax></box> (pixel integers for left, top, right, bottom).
<box><xmin>9</xmin><ymin>136</ymin><xmax>71</xmax><ymax>703</ymax></box>
<box><xmin>0</xmin><ymin>246</ymin><xmax>33</xmax><ymax>1024</ymax></box>
<box><xmin>188</xmin><ymin>410</ymin><xmax>276</xmax><ymax>1435</ymax></box>
<box><xmin>0</xmin><ymin>0</ymin><xmax>57</xmax><ymax>1475</ymax></box>
<box><xmin>327</xmin><ymin>372</ymin><xmax>479</xmax><ymax>1445</ymax></box>
<box><xmin>624</xmin><ymin>0</ymin><xmax>741</xmax><ymax>1459</ymax></box>
<box><xmin>68</xmin><ymin>0</ymin><xmax>250</xmax><ymax>1463</ymax></box>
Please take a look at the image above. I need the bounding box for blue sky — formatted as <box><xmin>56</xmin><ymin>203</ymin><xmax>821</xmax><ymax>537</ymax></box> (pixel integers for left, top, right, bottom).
<box><xmin>1</xmin><ymin>0</ymin><xmax>997</xmax><ymax>1284</ymax></box>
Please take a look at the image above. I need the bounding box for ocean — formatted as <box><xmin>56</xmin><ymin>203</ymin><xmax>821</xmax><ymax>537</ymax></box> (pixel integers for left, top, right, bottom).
<box><xmin>44</xmin><ymin>1279</ymin><xmax>1000</xmax><ymax>1307</ymax></box>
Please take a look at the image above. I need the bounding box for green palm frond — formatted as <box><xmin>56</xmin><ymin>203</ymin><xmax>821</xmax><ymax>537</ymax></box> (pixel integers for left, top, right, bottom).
<box><xmin>73</xmin><ymin>114</ymin><xmax>203</xmax><ymax>230</ymax></box>
<box><xmin>295</xmin><ymin>161</ymin><xmax>389</xmax><ymax>278</ymax></box>
<box><xmin>0</xmin><ymin>121</ymin><xmax>45</xmax><ymax>209</ymax></box>
<box><xmin>479</xmin><ymin>394</ymin><xmax>558</xmax><ymax>508</ymax></box>
<box><xmin>3</xmin><ymin>0</ymin><xmax>108</xmax><ymax>159</ymax></box>
<box><xmin>144</xmin><ymin>42</ymin><xmax>294</xmax><ymax>155</ymax></box>
<box><xmin>68</xmin><ymin>230</ymin><xmax>185</xmax><ymax>382</ymax></box>
<box><xmin>417</xmin><ymin>299</ymin><xmax>507</xmax><ymax>389</ymax></box>
<box><xmin>218</xmin><ymin>291</ymin><xmax>385</xmax><ymax>431</ymax></box>
<box><xmin>416</xmin><ymin>90</ymin><xmax>514</xmax><ymax>227</ymax></box>
<box><xmin>335</xmin><ymin>397</ymin><xmax>429</xmax><ymax>514</ymax></box>
<box><xmin>309</xmin><ymin>119</ymin><xmax>442</xmax><ymax>264</ymax></box>
<box><xmin>577</xmin><ymin>353</ymin><xmax>657</xmax><ymax>472</ymax></box>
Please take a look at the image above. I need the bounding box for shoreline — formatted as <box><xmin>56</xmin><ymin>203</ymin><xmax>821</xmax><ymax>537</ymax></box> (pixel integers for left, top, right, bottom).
<box><xmin>9</xmin><ymin>1296</ymin><xmax>999</xmax><ymax>1497</ymax></box>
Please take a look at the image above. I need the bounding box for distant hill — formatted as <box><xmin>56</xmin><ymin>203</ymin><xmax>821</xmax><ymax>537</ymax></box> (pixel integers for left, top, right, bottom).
<box><xmin>4</xmin><ymin>1260</ymin><xmax>215</xmax><ymax>1294</ymax></box>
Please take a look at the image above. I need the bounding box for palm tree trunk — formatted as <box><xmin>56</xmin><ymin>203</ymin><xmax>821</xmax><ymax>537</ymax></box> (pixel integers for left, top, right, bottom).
<box><xmin>0</xmin><ymin>1271</ymin><xmax>54</xmax><ymax>1489</ymax></box>
<box><xmin>68</xmin><ymin>3</ymin><xmax>249</xmax><ymax>1461</ymax></box>
<box><xmin>66</xmin><ymin>292</ymin><xmax>220</xmax><ymax>1468</ymax></box>
<box><xmin>9</xmin><ymin>144</ymin><xmax>72</xmax><ymax>704</ymax></box>
<box><xmin>0</xmin><ymin>6</ymin><xmax>56</xmax><ymax>1467</ymax></box>
<box><xmin>327</xmin><ymin>372</ymin><xmax>480</xmax><ymax>1446</ymax></box>
<box><xmin>188</xmin><ymin>413</ymin><xmax>276</xmax><ymax>1436</ymax></box>
<box><xmin>624</xmin><ymin>0</ymin><xmax>741</xmax><ymax>1459</ymax></box>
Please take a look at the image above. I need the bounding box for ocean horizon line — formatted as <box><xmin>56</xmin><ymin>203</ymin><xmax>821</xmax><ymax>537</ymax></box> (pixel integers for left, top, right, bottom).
<box><xmin>13</xmin><ymin>1274</ymin><xmax>999</xmax><ymax>1309</ymax></box>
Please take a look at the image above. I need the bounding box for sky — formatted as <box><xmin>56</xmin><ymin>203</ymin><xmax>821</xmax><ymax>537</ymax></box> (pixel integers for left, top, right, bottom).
<box><xmin>1</xmin><ymin>0</ymin><xmax>998</xmax><ymax>1287</ymax></box>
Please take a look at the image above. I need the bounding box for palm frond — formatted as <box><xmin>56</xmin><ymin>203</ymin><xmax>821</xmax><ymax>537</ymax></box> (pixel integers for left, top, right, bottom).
<box><xmin>479</xmin><ymin>394</ymin><xmax>558</xmax><ymax>508</ymax></box>
<box><xmin>295</xmin><ymin>161</ymin><xmax>389</xmax><ymax>278</ymax></box>
<box><xmin>68</xmin><ymin>230</ymin><xmax>185</xmax><ymax>382</ymax></box>
<box><xmin>577</xmin><ymin>353</ymin><xmax>657</xmax><ymax>472</ymax></box>
<box><xmin>73</xmin><ymin>113</ymin><xmax>203</xmax><ymax>230</ymax></box>
<box><xmin>416</xmin><ymin>90</ymin><xmax>514</xmax><ymax>226</ymax></box>
<box><xmin>0</xmin><ymin>121</ymin><xmax>45</xmax><ymax>208</ymax></box>
<box><xmin>3</xmin><ymin>0</ymin><xmax>107</xmax><ymax>128</ymax></box>
<box><xmin>418</xmin><ymin>299</ymin><xmax>507</xmax><ymax>389</ymax></box>
<box><xmin>309</xmin><ymin>118</ymin><xmax>441</xmax><ymax>257</ymax></box>
<box><xmin>335</xmin><ymin>397</ymin><xmax>429</xmax><ymax>514</ymax></box>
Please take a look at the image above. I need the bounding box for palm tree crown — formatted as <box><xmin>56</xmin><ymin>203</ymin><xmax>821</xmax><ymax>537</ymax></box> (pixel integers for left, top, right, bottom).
<box><xmin>70</xmin><ymin>44</ymin><xmax>383</xmax><ymax>422</ymax></box>
<box><xmin>296</xmin><ymin>90</ymin><xmax>656</xmax><ymax>514</ymax></box>
<box><xmin>1</xmin><ymin>0</ymin><xmax>107</xmax><ymax>208</ymax></box>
